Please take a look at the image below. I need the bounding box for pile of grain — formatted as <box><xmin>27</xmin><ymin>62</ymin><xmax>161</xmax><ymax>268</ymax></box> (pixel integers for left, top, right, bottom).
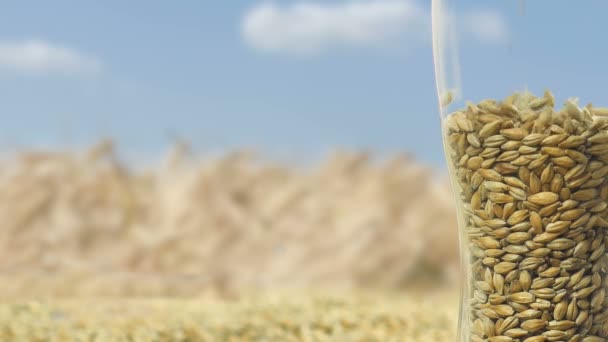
<box><xmin>445</xmin><ymin>92</ymin><xmax>608</xmax><ymax>341</ymax></box>
<box><xmin>0</xmin><ymin>142</ymin><xmax>458</xmax><ymax>296</ymax></box>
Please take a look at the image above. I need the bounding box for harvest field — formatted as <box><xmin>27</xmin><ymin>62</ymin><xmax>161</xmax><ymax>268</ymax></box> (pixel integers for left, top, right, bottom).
<box><xmin>0</xmin><ymin>142</ymin><xmax>460</xmax><ymax>341</ymax></box>
<box><xmin>0</xmin><ymin>291</ymin><xmax>458</xmax><ymax>341</ymax></box>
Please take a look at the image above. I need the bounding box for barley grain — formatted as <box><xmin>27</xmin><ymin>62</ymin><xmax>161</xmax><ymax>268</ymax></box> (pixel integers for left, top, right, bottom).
<box><xmin>446</xmin><ymin>93</ymin><xmax>608</xmax><ymax>341</ymax></box>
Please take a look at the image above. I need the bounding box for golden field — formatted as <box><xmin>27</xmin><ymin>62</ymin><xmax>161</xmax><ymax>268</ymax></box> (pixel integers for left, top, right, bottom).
<box><xmin>0</xmin><ymin>291</ymin><xmax>458</xmax><ymax>341</ymax></box>
<box><xmin>0</xmin><ymin>142</ymin><xmax>460</xmax><ymax>341</ymax></box>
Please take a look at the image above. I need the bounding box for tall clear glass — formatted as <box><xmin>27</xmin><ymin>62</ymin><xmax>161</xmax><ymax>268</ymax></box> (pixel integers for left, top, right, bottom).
<box><xmin>433</xmin><ymin>1</ymin><xmax>608</xmax><ymax>341</ymax></box>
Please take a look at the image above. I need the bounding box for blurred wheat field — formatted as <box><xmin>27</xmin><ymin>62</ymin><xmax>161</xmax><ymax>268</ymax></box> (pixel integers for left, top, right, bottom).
<box><xmin>0</xmin><ymin>141</ymin><xmax>460</xmax><ymax>341</ymax></box>
<box><xmin>0</xmin><ymin>291</ymin><xmax>458</xmax><ymax>341</ymax></box>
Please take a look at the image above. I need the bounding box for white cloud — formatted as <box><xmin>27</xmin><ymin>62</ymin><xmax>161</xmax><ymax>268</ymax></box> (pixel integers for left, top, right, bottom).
<box><xmin>242</xmin><ymin>1</ymin><xmax>510</xmax><ymax>55</ymax></box>
<box><xmin>0</xmin><ymin>39</ymin><xmax>101</xmax><ymax>75</ymax></box>
<box><xmin>242</xmin><ymin>1</ymin><xmax>428</xmax><ymax>55</ymax></box>
<box><xmin>464</xmin><ymin>9</ymin><xmax>508</xmax><ymax>44</ymax></box>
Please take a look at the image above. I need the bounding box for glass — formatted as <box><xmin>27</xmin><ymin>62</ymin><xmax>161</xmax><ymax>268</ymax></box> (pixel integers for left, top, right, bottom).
<box><xmin>433</xmin><ymin>1</ymin><xmax>608</xmax><ymax>341</ymax></box>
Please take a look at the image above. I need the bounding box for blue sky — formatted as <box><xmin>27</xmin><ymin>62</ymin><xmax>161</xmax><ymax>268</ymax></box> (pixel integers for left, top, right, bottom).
<box><xmin>1</xmin><ymin>1</ymin><xmax>607</xmax><ymax>166</ymax></box>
